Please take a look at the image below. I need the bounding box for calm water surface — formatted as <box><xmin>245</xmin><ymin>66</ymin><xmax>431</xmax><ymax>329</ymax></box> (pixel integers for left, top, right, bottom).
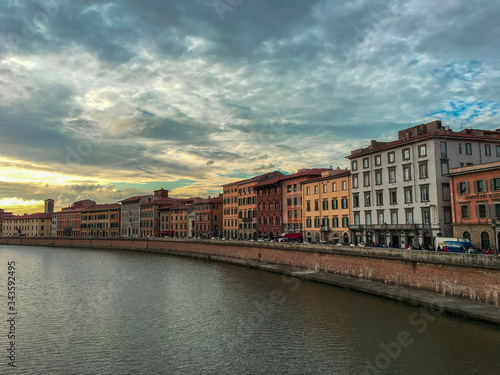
<box><xmin>0</xmin><ymin>245</ymin><xmax>499</xmax><ymax>374</ymax></box>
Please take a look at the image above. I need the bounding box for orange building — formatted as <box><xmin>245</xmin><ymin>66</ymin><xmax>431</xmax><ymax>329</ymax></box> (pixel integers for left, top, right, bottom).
<box><xmin>162</xmin><ymin>204</ymin><xmax>194</xmax><ymax>238</ymax></box>
<box><xmin>56</xmin><ymin>199</ymin><xmax>96</xmax><ymax>237</ymax></box>
<box><xmin>81</xmin><ymin>204</ymin><xmax>121</xmax><ymax>237</ymax></box>
<box><xmin>448</xmin><ymin>161</ymin><xmax>500</xmax><ymax>251</ymax></box>
<box><xmin>280</xmin><ymin>169</ymin><xmax>330</xmax><ymax>235</ymax></box>
<box><xmin>194</xmin><ymin>195</ymin><xmax>223</xmax><ymax>238</ymax></box>
<box><xmin>0</xmin><ymin>209</ymin><xmax>14</xmax><ymax>236</ymax></box>
<box><xmin>301</xmin><ymin>169</ymin><xmax>351</xmax><ymax>244</ymax></box>
<box><xmin>222</xmin><ymin>182</ymin><xmax>239</xmax><ymax>239</ymax></box>
<box><xmin>2</xmin><ymin>213</ymin><xmax>52</xmax><ymax>237</ymax></box>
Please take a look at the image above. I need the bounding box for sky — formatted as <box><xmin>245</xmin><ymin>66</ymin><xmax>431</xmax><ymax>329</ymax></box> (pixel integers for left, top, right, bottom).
<box><xmin>1</xmin><ymin>0</ymin><xmax>500</xmax><ymax>214</ymax></box>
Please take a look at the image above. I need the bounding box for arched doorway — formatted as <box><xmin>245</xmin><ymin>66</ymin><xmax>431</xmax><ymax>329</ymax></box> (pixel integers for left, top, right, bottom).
<box><xmin>307</xmin><ymin>232</ymin><xmax>312</xmax><ymax>243</ymax></box>
<box><xmin>315</xmin><ymin>232</ymin><xmax>320</xmax><ymax>244</ymax></box>
<box><xmin>269</xmin><ymin>232</ymin><xmax>274</xmax><ymax>240</ymax></box>
<box><xmin>342</xmin><ymin>232</ymin><xmax>349</xmax><ymax>245</ymax></box>
<box><xmin>462</xmin><ymin>231</ymin><xmax>471</xmax><ymax>242</ymax></box>
<box><xmin>480</xmin><ymin>231</ymin><xmax>490</xmax><ymax>250</ymax></box>
<box><xmin>423</xmin><ymin>232</ymin><xmax>432</xmax><ymax>248</ymax></box>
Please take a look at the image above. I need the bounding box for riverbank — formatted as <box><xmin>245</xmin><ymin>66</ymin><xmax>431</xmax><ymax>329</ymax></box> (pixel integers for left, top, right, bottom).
<box><xmin>1</xmin><ymin>237</ymin><xmax>499</xmax><ymax>325</ymax></box>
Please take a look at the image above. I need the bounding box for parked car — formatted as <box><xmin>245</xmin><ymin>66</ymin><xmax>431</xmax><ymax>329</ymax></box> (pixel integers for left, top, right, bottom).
<box><xmin>442</xmin><ymin>241</ymin><xmax>470</xmax><ymax>253</ymax></box>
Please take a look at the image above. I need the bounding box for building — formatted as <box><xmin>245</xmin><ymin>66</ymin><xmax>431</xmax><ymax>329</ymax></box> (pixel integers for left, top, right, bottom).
<box><xmin>120</xmin><ymin>194</ymin><xmax>158</xmax><ymax>237</ymax></box>
<box><xmin>222</xmin><ymin>182</ymin><xmax>240</xmax><ymax>239</ymax></box>
<box><xmin>51</xmin><ymin>213</ymin><xmax>57</xmax><ymax>237</ymax></box>
<box><xmin>193</xmin><ymin>195</ymin><xmax>223</xmax><ymax>239</ymax></box>
<box><xmin>280</xmin><ymin>169</ymin><xmax>330</xmax><ymax>235</ymax></box>
<box><xmin>0</xmin><ymin>209</ymin><xmax>14</xmax><ymax>236</ymax></box>
<box><xmin>56</xmin><ymin>199</ymin><xmax>96</xmax><ymax>237</ymax></box>
<box><xmin>448</xmin><ymin>161</ymin><xmax>500</xmax><ymax>251</ymax></box>
<box><xmin>162</xmin><ymin>204</ymin><xmax>193</xmax><ymax>238</ymax></box>
<box><xmin>2</xmin><ymin>213</ymin><xmax>53</xmax><ymax>237</ymax></box>
<box><xmin>346</xmin><ymin>121</ymin><xmax>500</xmax><ymax>248</ymax></box>
<box><xmin>44</xmin><ymin>198</ymin><xmax>54</xmax><ymax>214</ymax></box>
<box><xmin>301</xmin><ymin>169</ymin><xmax>351</xmax><ymax>244</ymax></box>
<box><xmin>80</xmin><ymin>204</ymin><xmax>121</xmax><ymax>237</ymax></box>
<box><xmin>254</xmin><ymin>175</ymin><xmax>283</xmax><ymax>239</ymax></box>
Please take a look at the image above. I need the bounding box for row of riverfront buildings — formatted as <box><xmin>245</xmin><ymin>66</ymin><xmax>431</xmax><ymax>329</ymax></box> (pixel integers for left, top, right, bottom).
<box><xmin>1</xmin><ymin>121</ymin><xmax>499</xmax><ymax>250</ymax></box>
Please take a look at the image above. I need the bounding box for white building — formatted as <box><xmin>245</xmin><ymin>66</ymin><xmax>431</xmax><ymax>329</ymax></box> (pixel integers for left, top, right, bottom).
<box><xmin>346</xmin><ymin>121</ymin><xmax>500</xmax><ymax>248</ymax></box>
<box><xmin>120</xmin><ymin>195</ymin><xmax>158</xmax><ymax>237</ymax></box>
<box><xmin>51</xmin><ymin>213</ymin><xmax>57</xmax><ymax>237</ymax></box>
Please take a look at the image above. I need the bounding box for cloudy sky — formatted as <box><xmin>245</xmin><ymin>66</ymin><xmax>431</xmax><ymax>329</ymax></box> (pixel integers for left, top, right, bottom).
<box><xmin>1</xmin><ymin>0</ymin><xmax>499</xmax><ymax>213</ymax></box>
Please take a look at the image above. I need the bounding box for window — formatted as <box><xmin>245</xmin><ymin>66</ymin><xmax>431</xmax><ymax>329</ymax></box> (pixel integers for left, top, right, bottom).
<box><xmin>341</xmin><ymin>198</ymin><xmax>348</xmax><ymax>209</ymax></box>
<box><xmin>352</xmin><ymin>175</ymin><xmax>359</xmax><ymax>188</ymax></box>
<box><xmin>476</xmin><ymin>204</ymin><xmax>488</xmax><ymax>218</ymax></box>
<box><xmin>353</xmin><ymin>212</ymin><xmax>360</xmax><ymax>225</ymax></box>
<box><xmin>352</xmin><ymin>161</ymin><xmax>358</xmax><ymax>171</ymax></box>
<box><xmin>442</xmin><ymin>184</ymin><xmax>450</xmax><ymax>201</ymax></box>
<box><xmin>364</xmin><ymin>193</ymin><xmax>371</xmax><ymax>207</ymax></box>
<box><xmin>388</xmin><ymin>167</ymin><xmax>396</xmax><ymax>183</ymax></box>
<box><xmin>332</xmin><ymin>217</ymin><xmax>339</xmax><ymax>227</ymax></box>
<box><xmin>465</xmin><ymin>143</ymin><xmax>472</xmax><ymax>155</ymax></box>
<box><xmin>403</xmin><ymin>165</ymin><xmax>411</xmax><ymax>181</ymax></box>
<box><xmin>460</xmin><ymin>205</ymin><xmax>470</xmax><ymax>219</ymax></box>
<box><xmin>306</xmin><ymin>201</ymin><xmax>311</xmax><ymax>212</ymax></box>
<box><xmin>402</xmin><ymin>148</ymin><xmax>410</xmax><ymax>160</ymax></box>
<box><xmin>375</xmin><ymin>155</ymin><xmax>381</xmax><ymax>166</ymax></box>
<box><xmin>332</xmin><ymin>182</ymin><xmax>337</xmax><ymax>192</ymax></box>
<box><xmin>422</xmin><ymin>208</ymin><xmax>430</xmax><ymax>224</ymax></box>
<box><xmin>363</xmin><ymin>158</ymin><xmax>369</xmax><ymax>168</ymax></box>
<box><xmin>420</xmin><ymin>185</ymin><xmax>430</xmax><ymax>202</ymax></box>
<box><xmin>405</xmin><ymin>210</ymin><xmax>413</xmax><ymax>224</ymax></box>
<box><xmin>287</xmin><ymin>185</ymin><xmax>292</xmax><ymax>192</ymax></box>
<box><xmin>365</xmin><ymin>212</ymin><xmax>372</xmax><ymax>225</ymax></box>
<box><xmin>323</xmin><ymin>184</ymin><xmax>327</xmax><ymax>193</ymax></box>
<box><xmin>485</xmin><ymin>144</ymin><xmax>491</xmax><ymax>156</ymax></box>
<box><xmin>351</xmin><ymin>195</ymin><xmax>358</xmax><ymax>208</ymax></box>
<box><xmin>376</xmin><ymin>191</ymin><xmax>383</xmax><ymax>206</ymax></box>
<box><xmin>342</xmin><ymin>217</ymin><xmax>348</xmax><ymax>227</ymax></box>
<box><xmin>391</xmin><ymin>210</ymin><xmax>398</xmax><ymax>224</ymax></box>
<box><xmin>322</xmin><ymin>200</ymin><xmax>328</xmax><ymax>210</ymax></box>
<box><xmin>363</xmin><ymin>172</ymin><xmax>370</xmax><ymax>187</ymax></box>
<box><xmin>314</xmin><ymin>200</ymin><xmax>319</xmax><ymax>211</ymax></box>
<box><xmin>314</xmin><ymin>186</ymin><xmax>318</xmax><ymax>194</ymax></box>
<box><xmin>441</xmin><ymin>161</ymin><xmax>449</xmax><ymax>176</ymax></box>
<box><xmin>444</xmin><ymin>207</ymin><xmax>452</xmax><ymax>224</ymax></box>
<box><xmin>440</xmin><ymin>142</ymin><xmax>447</xmax><ymax>158</ymax></box>
<box><xmin>457</xmin><ymin>182</ymin><xmax>469</xmax><ymax>195</ymax></box>
<box><xmin>418</xmin><ymin>144</ymin><xmax>427</xmax><ymax>157</ymax></box>
<box><xmin>377</xmin><ymin>211</ymin><xmax>384</xmax><ymax>225</ymax></box>
<box><xmin>306</xmin><ymin>218</ymin><xmax>312</xmax><ymax>228</ymax></box>
<box><xmin>459</xmin><ymin>143</ymin><xmax>462</xmax><ymax>154</ymax></box>
<box><xmin>492</xmin><ymin>203</ymin><xmax>500</xmax><ymax>218</ymax></box>
<box><xmin>497</xmin><ymin>145</ymin><xmax>500</xmax><ymax>157</ymax></box>
<box><xmin>404</xmin><ymin>187</ymin><xmax>412</xmax><ymax>203</ymax></box>
<box><xmin>390</xmin><ymin>189</ymin><xmax>397</xmax><ymax>204</ymax></box>
<box><xmin>388</xmin><ymin>152</ymin><xmax>395</xmax><ymax>163</ymax></box>
<box><xmin>375</xmin><ymin>170</ymin><xmax>382</xmax><ymax>185</ymax></box>
<box><xmin>474</xmin><ymin>180</ymin><xmax>487</xmax><ymax>193</ymax></box>
<box><xmin>306</xmin><ymin>187</ymin><xmax>310</xmax><ymax>195</ymax></box>
<box><xmin>419</xmin><ymin>162</ymin><xmax>428</xmax><ymax>179</ymax></box>
<box><xmin>491</xmin><ymin>178</ymin><xmax>500</xmax><ymax>191</ymax></box>
<box><xmin>332</xmin><ymin>198</ymin><xmax>339</xmax><ymax>209</ymax></box>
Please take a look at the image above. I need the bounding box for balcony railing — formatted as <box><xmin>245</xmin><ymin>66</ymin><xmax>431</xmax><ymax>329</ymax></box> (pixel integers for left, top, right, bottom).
<box><xmin>242</xmin><ymin>217</ymin><xmax>253</xmax><ymax>222</ymax></box>
<box><xmin>320</xmin><ymin>226</ymin><xmax>330</xmax><ymax>232</ymax></box>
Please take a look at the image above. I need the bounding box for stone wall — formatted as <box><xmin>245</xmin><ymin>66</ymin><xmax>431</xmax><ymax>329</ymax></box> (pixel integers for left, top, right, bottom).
<box><xmin>1</xmin><ymin>237</ymin><xmax>499</xmax><ymax>306</ymax></box>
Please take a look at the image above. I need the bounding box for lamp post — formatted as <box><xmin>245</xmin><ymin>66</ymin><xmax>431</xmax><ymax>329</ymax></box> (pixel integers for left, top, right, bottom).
<box><xmin>491</xmin><ymin>219</ymin><xmax>498</xmax><ymax>255</ymax></box>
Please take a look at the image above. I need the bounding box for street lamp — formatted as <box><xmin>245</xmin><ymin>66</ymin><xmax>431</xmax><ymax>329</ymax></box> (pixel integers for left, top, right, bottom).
<box><xmin>491</xmin><ymin>219</ymin><xmax>498</xmax><ymax>255</ymax></box>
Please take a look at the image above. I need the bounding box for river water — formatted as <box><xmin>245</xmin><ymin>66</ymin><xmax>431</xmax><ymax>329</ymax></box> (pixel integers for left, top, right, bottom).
<box><xmin>0</xmin><ymin>245</ymin><xmax>499</xmax><ymax>374</ymax></box>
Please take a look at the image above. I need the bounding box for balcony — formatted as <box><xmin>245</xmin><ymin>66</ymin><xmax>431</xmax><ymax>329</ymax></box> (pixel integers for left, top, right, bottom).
<box><xmin>320</xmin><ymin>226</ymin><xmax>330</xmax><ymax>232</ymax></box>
<box><xmin>242</xmin><ymin>217</ymin><xmax>253</xmax><ymax>223</ymax></box>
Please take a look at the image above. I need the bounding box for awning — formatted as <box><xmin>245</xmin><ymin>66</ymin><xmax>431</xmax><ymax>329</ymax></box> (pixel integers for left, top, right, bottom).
<box><xmin>284</xmin><ymin>233</ymin><xmax>303</xmax><ymax>239</ymax></box>
<box><xmin>160</xmin><ymin>230</ymin><xmax>174</xmax><ymax>235</ymax></box>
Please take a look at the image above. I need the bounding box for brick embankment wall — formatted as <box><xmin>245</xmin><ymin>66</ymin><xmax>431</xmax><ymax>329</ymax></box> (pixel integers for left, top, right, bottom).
<box><xmin>1</xmin><ymin>237</ymin><xmax>499</xmax><ymax>306</ymax></box>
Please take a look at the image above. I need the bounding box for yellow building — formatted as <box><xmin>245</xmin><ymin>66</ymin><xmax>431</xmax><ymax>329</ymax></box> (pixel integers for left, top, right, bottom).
<box><xmin>2</xmin><ymin>213</ymin><xmax>53</xmax><ymax>237</ymax></box>
<box><xmin>301</xmin><ymin>169</ymin><xmax>351</xmax><ymax>244</ymax></box>
<box><xmin>81</xmin><ymin>204</ymin><xmax>121</xmax><ymax>237</ymax></box>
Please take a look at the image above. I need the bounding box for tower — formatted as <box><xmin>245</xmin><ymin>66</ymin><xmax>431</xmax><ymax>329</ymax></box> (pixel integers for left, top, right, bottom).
<box><xmin>44</xmin><ymin>199</ymin><xmax>54</xmax><ymax>214</ymax></box>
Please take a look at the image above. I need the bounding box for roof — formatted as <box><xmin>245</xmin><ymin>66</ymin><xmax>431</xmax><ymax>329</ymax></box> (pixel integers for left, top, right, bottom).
<box><xmin>447</xmin><ymin>161</ymin><xmax>500</xmax><ymax>177</ymax></box>
<box><xmin>3</xmin><ymin>213</ymin><xmax>52</xmax><ymax>220</ymax></box>
<box><xmin>120</xmin><ymin>195</ymin><xmax>152</xmax><ymax>203</ymax></box>
<box><xmin>279</xmin><ymin>168</ymin><xmax>331</xmax><ymax>181</ymax></box>
<box><xmin>140</xmin><ymin>197</ymin><xmax>180</xmax><ymax>206</ymax></box>
<box><xmin>81</xmin><ymin>204</ymin><xmax>121</xmax><ymax>212</ymax></box>
<box><xmin>346</xmin><ymin>127</ymin><xmax>500</xmax><ymax>159</ymax></box>
<box><xmin>194</xmin><ymin>196</ymin><xmax>223</xmax><ymax>205</ymax></box>
<box><xmin>222</xmin><ymin>171</ymin><xmax>284</xmax><ymax>187</ymax></box>
<box><xmin>300</xmin><ymin>169</ymin><xmax>351</xmax><ymax>184</ymax></box>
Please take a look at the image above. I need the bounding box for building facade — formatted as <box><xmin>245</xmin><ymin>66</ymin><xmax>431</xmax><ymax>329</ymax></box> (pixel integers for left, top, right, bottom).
<box><xmin>56</xmin><ymin>199</ymin><xmax>96</xmax><ymax>237</ymax></box>
<box><xmin>164</xmin><ymin>205</ymin><xmax>193</xmax><ymax>238</ymax></box>
<box><xmin>194</xmin><ymin>195</ymin><xmax>223</xmax><ymax>239</ymax></box>
<box><xmin>254</xmin><ymin>176</ymin><xmax>283</xmax><ymax>239</ymax></box>
<box><xmin>0</xmin><ymin>209</ymin><xmax>14</xmax><ymax>236</ymax></box>
<box><xmin>120</xmin><ymin>195</ymin><xmax>158</xmax><ymax>237</ymax></box>
<box><xmin>81</xmin><ymin>204</ymin><xmax>121</xmax><ymax>237</ymax></box>
<box><xmin>301</xmin><ymin>169</ymin><xmax>351</xmax><ymax>244</ymax></box>
<box><xmin>281</xmin><ymin>169</ymin><xmax>330</xmax><ymax>235</ymax></box>
<box><xmin>222</xmin><ymin>182</ymin><xmax>239</xmax><ymax>239</ymax></box>
<box><xmin>2</xmin><ymin>213</ymin><xmax>52</xmax><ymax>237</ymax></box>
<box><xmin>448</xmin><ymin>161</ymin><xmax>500</xmax><ymax>251</ymax></box>
<box><xmin>347</xmin><ymin>121</ymin><xmax>500</xmax><ymax>248</ymax></box>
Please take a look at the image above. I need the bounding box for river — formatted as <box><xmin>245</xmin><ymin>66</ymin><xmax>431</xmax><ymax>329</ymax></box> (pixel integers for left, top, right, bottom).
<box><xmin>0</xmin><ymin>245</ymin><xmax>499</xmax><ymax>374</ymax></box>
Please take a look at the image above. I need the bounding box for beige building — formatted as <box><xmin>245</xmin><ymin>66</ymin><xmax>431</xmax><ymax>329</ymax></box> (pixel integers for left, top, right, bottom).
<box><xmin>2</xmin><ymin>213</ymin><xmax>53</xmax><ymax>237</ymax></box>
<box><xmin>301</xmin><ymin>169</ymin><xmax>351</xmax><ymax>244</ymax></box>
